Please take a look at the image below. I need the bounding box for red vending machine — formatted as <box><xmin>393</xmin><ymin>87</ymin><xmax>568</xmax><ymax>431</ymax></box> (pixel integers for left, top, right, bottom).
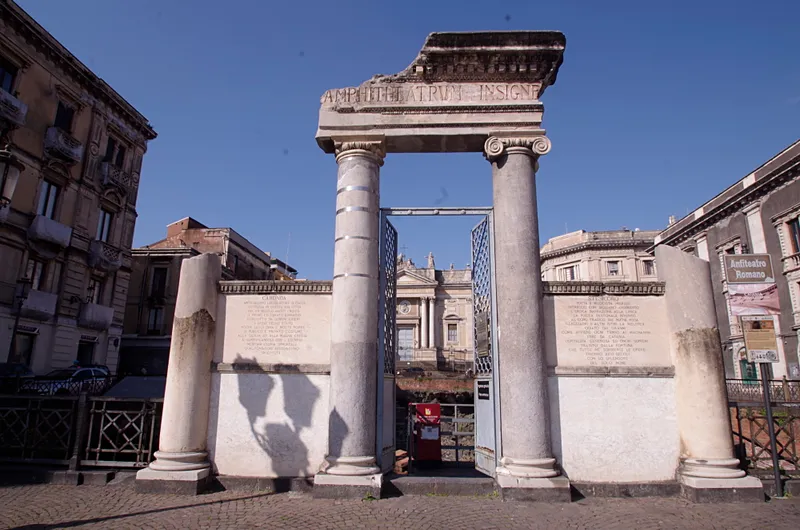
<box><xmin>412</xmin><ymin>403</ymin><xmax>442</xmax><ymax>464</ymax></box>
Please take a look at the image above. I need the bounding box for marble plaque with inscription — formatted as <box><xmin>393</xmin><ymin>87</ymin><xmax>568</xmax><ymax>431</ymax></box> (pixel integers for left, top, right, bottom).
<box><xmin>217</xmin><ymin>294</ymin><xmax>331</xmax><ymax>365</ymax></box>
<box><xmin>544</xmin><ymin>296</ymin><xmax>670</xmax><ymax>368</ymax></box>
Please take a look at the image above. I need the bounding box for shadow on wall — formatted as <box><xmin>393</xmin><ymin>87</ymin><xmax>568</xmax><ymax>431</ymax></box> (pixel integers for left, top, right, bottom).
<box><xmin>234</xmin><ymin>355</ymin><xmax>320</xmax><ymax>481</ymax></box>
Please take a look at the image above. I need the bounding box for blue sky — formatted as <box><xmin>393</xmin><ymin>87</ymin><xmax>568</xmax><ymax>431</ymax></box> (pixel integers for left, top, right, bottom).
<box><xmin>18</xmin><ymin>0</ymin><xmax>800</xmax><ymax>279</ymax></box>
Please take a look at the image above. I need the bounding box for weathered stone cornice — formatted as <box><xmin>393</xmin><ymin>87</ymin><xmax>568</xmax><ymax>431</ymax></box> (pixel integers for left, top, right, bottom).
<box><xmin>543</xmin><ymin>281</ymin><xmax>665</xmax><ymax>296</ymax></box>
<box><xmin>219</xmin><ymin>280</ymin><xmax>332</xmax><ymax>295</ymax></box>
<box><xmin>541</xmin><ymin>238</ymin><xmax>655</xmax><ymax>260</ymax></box>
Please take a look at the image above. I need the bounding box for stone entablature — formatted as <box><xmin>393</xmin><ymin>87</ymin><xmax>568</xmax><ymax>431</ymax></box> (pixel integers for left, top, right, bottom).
<box><xmin>543</xmin><ymin>281</ymin><xmax>665</xmax><ymax>296</ymax></box>
<box><xmin>316</xmin><ymin>31</ymin><xmax>565</xmax><ymax>154</ymax></box>
<box><xmin>219</xmin><ymin>280</ymin><xmax>331</xmax><ymax>295</ymax></box>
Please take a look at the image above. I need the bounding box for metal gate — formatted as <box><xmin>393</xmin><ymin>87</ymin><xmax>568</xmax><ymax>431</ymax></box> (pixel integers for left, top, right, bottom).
<box><xmin>376</xmin><ymin>211</ymin><xmax>398</xmax><ymax>472</ymax></box>
<box><xmin>471</xmin><ymin>214</ymin><xmax>501</xmax><ymax>477</ymax></box>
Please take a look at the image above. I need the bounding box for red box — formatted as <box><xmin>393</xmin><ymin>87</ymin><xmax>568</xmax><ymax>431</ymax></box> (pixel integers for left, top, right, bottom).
<box><xmin>413</xmin><ymin>403</ymin><xmax>441</xmax><ymax>462</ymax></box>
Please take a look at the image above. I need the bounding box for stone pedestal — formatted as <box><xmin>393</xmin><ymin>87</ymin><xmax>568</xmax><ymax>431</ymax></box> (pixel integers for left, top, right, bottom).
<box><xmin>315</xmin><ymin>140</ymin><xmax>385</xmax><ymax>495</ymax></box>
<box><xmin>486</xmin><ymin>135</ymin><xmax>570</xmax><ymax>501</ymax></box>
<box><xmin>656</xmin><ymin>245</ymin><xmax>764</xmax><ymax>502</ymax></box>
<box><xmin>136</xmin><ymin>253</ymin><xmax>221</xmax><ymax>494</ymax></box>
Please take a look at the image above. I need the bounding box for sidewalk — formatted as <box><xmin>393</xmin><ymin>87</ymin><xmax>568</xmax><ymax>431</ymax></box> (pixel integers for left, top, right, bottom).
<box><xmin>1</xmin><ymin>484</ymin><xmax>799</xmax><ymax>529</ymax></box>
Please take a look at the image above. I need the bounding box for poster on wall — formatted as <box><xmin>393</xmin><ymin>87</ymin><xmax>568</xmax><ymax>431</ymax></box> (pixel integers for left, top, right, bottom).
<box><xmin>741</xmin><ymin>315</ymin><xmax>779</xmax><ymax>363</ymax></box>
<box><xmin>728</xmin><ymin>283</ymin><xmax>781</xmax><ymax>316</ymax></box>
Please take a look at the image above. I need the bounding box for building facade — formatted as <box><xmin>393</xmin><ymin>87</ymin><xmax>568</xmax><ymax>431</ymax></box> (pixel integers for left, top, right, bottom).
<box><xmin>541</xmin><ymin>229</ymin><xmax>660</xmax><ymax>282</ymax></box>
<box><xmin>0</xmin><ymin>0</ymin><xmax>156</xmax><ymax>374</ymax></box>
<box><xmin>120</xmin><ymin>217</ymin><xmax>296</xmax><ymax>375</ymax></box>
<box><xmin>653</xmin><ymin>139</ymin><xmax>800</xmax><ymax>379</ymax></box>
<box><xmin>395</xmin><ymin>253</ymin><xmax>474</xmax><ymax>372</ymax></box>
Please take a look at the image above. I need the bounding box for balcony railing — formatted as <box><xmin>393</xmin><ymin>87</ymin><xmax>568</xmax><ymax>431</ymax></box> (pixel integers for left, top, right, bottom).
<box><xmin>28</xmin><ymin>214</ymin><xmax>72</xmax><ymax>249</ymax></box>
<box><xmin>783</xmin><ymin>252</ymin><xmax>800</xmax><ymax>274</ymax></box>
<box><xmin>88</xmin><ymin>239</ymin><xmax>122</xmax><ymax>272</ymax></box>
<box><xmin>0</xmin><ymin>89</ymin><xmax>27</xmax><ymax>127</ymax></box>
<box><xmin>44</xmin><ymin>126</ymin><xmax>84</xmax><ymax>164</ymax></box>
<box><xmin>20</xmin><ymin>290</ymin><xmax>58</xmax><ymax>321</ymax></box>
<box><xmin>99</xmin><ymin>162</ymin><xmax>133</xmax><ymax>191</ymax></box>
<box><xmin>78</xmin><ymin>303</ymin><xmax>114</xmax><ymax>331</ymax></box>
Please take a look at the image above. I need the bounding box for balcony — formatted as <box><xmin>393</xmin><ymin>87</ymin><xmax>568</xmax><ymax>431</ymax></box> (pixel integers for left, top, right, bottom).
<box><xmin>28</xmin><ymin>215</ymin><xmax>72</xmax><ymax>249</ymax></box>
<box><xmin>0</xmin><ymin>89</ymin><xmax>27</xmax><ymax>127</ymax></box>
<box><xmin>78</xmin><ymin>302</ymin><xmax>114</xmax><ymax>331</ymax></box>
<box><xmin>20</xmin><ymin>290</ymin><xmax>58</xmax><ymax>321</ymax></box>
<box><xmin>783</xmin><ymin>252</ymin><xmax>800</xmax><ymax>274</ymax></box>
<box><xmin>44</xmin><ymin>126</ymin><xmax>83</xmax><ymax>164</ymax></box>
<box><xmin>99</xmin><ymin>162</ymin><xmax>133</xmax><ymax>191</ymax></box>
<box><xmin>88</xmin><ymin>239</ymin><xmax>122</xmax><ymax>272</ymax></box>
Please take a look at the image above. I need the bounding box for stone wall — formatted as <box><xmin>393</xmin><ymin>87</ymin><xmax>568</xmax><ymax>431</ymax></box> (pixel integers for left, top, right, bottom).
<box><xmin>543</xmin><ymin>282</ymin><xmax>681</xmax><ymax>482</ymax></box>
<box><xmin>206</xmin><ymin>282</ymin><xmax>332</xmax><ymax>478</ymax></box>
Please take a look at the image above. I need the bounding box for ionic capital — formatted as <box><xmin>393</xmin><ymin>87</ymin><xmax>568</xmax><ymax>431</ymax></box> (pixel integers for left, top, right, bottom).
<box><xmin>483</xmin><ymin>135</ymin><xmax>551</xmax><ymax>162</ymax></box>
<box><xmin>334</xmin><ymin>139</ymin><xmax>386</xmax><ymax>166</ymax></box>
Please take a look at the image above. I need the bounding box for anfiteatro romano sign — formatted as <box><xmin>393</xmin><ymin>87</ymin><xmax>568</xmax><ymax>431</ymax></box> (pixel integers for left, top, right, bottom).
<box><xmin>724</xmin><ymin>254</ymin><xmax>775</xmax><ymax>284</ymax></box>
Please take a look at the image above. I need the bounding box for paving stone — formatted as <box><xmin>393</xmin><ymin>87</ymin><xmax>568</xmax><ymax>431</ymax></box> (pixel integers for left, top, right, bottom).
<box><xmin>0</xmin><ymin>484</ymin><xmax>799</xmax><ymax>529</ymax></box>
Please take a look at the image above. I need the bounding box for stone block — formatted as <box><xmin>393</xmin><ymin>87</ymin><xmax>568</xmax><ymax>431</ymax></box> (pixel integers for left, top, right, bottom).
<box><xmin>679</xmin><ymin>475</ymin><xmax>764</xmax><ymax>503</ymax></box>
<box><xmin>571</xmin><ymin>481</ymin><xmax>681</xmax><ymax>498</ymax></box>
<box><xmin>496</xmin><ymin>475</ymin><xmax>572</xmax><ymax>502</ymax></box>
<box><xmin>312</xmin><ymin>472</ymin><xmax>383</xmax><ymax>499</ymax></box>
<box><xmin>135</xmin><ymin>467</ymin><xmax>212</xmax><ymax>495</ymax></box>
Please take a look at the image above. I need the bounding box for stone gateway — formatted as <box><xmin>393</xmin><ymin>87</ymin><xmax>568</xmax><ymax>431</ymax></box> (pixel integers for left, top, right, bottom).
<box><xmin>136</xmin><ymin>31</ymin><xmax>765</xmax><ymax>503</ymax></box>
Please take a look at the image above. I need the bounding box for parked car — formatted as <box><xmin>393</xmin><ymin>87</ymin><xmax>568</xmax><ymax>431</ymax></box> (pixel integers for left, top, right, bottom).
<box><xmin>19</xmin><ymin>366</ymin><xmax>112</xmax><ymax>396</ymax></box>
<box><xmin>0</xmin><ymin>362</ymin><xmax>35</xmax><ymax>393</ymax></box>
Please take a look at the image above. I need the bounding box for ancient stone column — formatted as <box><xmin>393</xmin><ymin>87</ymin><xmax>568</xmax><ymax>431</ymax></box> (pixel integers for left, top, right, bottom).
<box><xmin>136</xmin><ymin>252</ymin><xmax>221</xmax><ymax>494</ymax></box>
<box><xmin>485</xmin><ymin>135</ymin><xmax>568</xmax><ymax>498</ymax></box>
<box><xmin>428</xmin><ymin>297</ymin><xmax>436</xmax><ymax>348</ymax></box>
<box><xmin>420</xmin><ymin>297</ymin><xmax>429</xmax><ymax>349</ymax></box>
<box><xmin>655</xmin><ymin>245</ymin><xmax>763</xmax><ymax>501</ymax></box>
<box><xmin>320</xmin><ymin>140</ymin><xmax>384</xmax><ymax>479</ymax></box>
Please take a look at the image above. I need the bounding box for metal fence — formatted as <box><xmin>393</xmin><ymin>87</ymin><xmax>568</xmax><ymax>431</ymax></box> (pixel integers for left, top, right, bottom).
<box><xmin>0</xmin><ymin>393</ymin><xmax>162</xmax><ymax>470</ymax></box>
<box><xmin>397</xmin><ymin>403</ymin><xmax>475</xmax><ymax>467</ymax></box>
<box><xmin>728</xmin><ymin>378</ymin><xmax>800</xmax><ymax>479</ymax></box>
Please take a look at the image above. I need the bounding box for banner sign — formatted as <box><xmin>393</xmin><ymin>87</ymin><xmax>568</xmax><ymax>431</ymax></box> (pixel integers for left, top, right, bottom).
<box><xmin>724</xmin><ymin>254</ymin><xmax>775</xmax><ymax>284</ymax></box>
<box><xmin>741</xmin><ymin>315</ymin><xmax>779</xmax><ymax>363</ymax></box>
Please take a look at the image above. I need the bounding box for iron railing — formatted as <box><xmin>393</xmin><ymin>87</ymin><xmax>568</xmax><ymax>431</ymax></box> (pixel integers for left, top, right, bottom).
<box><xmin>1</xmin><ymin>376</ymin><xmax>117</xmax><ymax>397</ymax></box>
<box><xmin>0</xmin><ymin>393</ymin><xmax>162</xmax><ymax>470</ymax></box>
<box><xmin>727</xmin><ymin>378</ymin><xmax>800</xmax><ymax>403</ymax></box>
<box><xmin>398</xmin><ymin>403</ymin><xmax>475</xmax><ymax>467</ymax></box>
<box><xmin>728</xmin><ymin>378</ymin><xmax>800</xmax><ymax>479</ymax></box>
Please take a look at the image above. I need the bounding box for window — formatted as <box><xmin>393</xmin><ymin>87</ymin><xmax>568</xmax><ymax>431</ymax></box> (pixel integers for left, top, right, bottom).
<box><xmin>96</xmin><ymin>208</ymin><xmax>112</xmax><ymax>242</ymax></box>
<box><xmin>231</xmin><ymin>254</ymin><xmax>239</xmax><ymax>272</ymax></box>
<box><xmin>25</xmin><ymin>258</ymin><xmax>45</xmax><ymax>290</ymax></box>
<box><xmin>643</xmin><ymin>260</ymin><xmax>656</xmax><ymax>276</ymax></box>
<box><xmin>76</xmin><ymin>341</ymin><xmax>95</xmax><ymax>366</ymax></box>
<box><xmin>0</xmin><ymin>56</ymin><xmax>17</xmax><ymax>94</ymax></box>
<box><xmin>150</xmin><ymin>267</ymin><xmax>168</xmax><ymax>298</ymax></box>
<box><xmin>147</xmin><ymin>307</ymin><xmax>164</xmax><ymax>334</ymax></box>
<box><xmin>9</xmin><ymin>332</ymin><xmax>35</xmax><ymax>366</ymax></box>
<box><xmin>36</xmin><ymin>181</ymin><xmax>59</xmax><ymax>219</ymax></box>
<box><xmin>559</xmin><ymin>264</ymin><xmax>579</xmax><ymax>281</ymax></box>
<box><xmin>447</xmin><ymin>324</ymin><xmax>458</xmax><ymax>343</ymax></box>
<box><xmin>788</xmin><ymin>217</ymin><xmax>800</xmax><ymax>254</ymax></box>
<box><xmin>104</xmin><ymin>137</ymin><xmax>126</xmax><ymax>169</ymax></box>
<box><xmin>53</xmin><ymin>101</ymin><xmax>74</xmax><ymax>131</ymax></box>
<box><xmin>87</xmin><ymin>277</ymin><xmax>102</xmax><ymax>304</ymax></box>
<box><xmin>607</xmin><ymin>261</ymin><xmax>620</xmax><ymax>276</ymax></box>
<box><xmin>725</xmin><ymin>246</ymin><xmax>738</xmax><ymax>255</ymax></box>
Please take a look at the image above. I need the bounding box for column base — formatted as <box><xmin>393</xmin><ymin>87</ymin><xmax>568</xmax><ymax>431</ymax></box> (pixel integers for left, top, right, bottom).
<box><xmin>135</xmin><ymin>466</ymin><xmax>212</xmax><ymax>495</ymax></box>
<box><xmin>497</xmin><ymin>457</ymin><xmax>560</xmax><ymax>478</ymax></box>
<box><xmin>313</xmin><ymin>472</ymin><xmax>383</xmax><ymax>499</ymax></box>
<box><xmin>679</xmin><ymin>474</ymin><xmax>764</xmax><ymax>503</ymax></box>
<box><xmin>495</xmin><ymin>474</ymin><xmax>572</xmax><ymax>502</ymax></box>
<box><xmin>323</xmin><ymin>455</ymin><xmax>380</xmax><ymax>476</ymax></box>
<box><xmin>680</xmin><ymin>458</ymin><xmax>746</xmax><ymax>479</ymax></box>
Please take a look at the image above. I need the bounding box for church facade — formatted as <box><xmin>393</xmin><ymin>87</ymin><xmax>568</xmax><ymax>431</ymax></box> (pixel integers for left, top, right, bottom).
<box><xmin>395</xmin><ymin>253</ymin><xmax>474</xmax><ymax>372</ymax></box>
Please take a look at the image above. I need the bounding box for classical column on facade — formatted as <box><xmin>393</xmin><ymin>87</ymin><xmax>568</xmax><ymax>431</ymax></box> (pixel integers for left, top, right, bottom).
<box><xmin>428</xmin><ymin>297</ymin><xmax>436</xmax><ymax>349</ymax></box>
<box><xmin>655</xmin><ymin>245</ymin><xmax>763</xmax><ymax>502</ymax></box>
<box><xmin>484</xmin><ymin>135</ymin><xmax>569</xmax><ymax>498</ymax></box>
<box><xmin>420</xmin><ymin>297</ymin><xmax>429</xmax><ymax>349</ymax></box>
<box><xmin>316</xmin><ymin>139</ymin><xmax>385</xmax><ymax>493</ymax></box>
<box><xmin>136</xmin><ymin>253</ymin><xmax>221</xmax><ymax>494</ymax></box>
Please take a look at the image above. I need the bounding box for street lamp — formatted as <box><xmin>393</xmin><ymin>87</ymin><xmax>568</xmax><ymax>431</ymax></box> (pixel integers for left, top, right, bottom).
<box><xmin>0</xmin><ymin>129</ymin><xmax>25</xmax><ymax>207</ymax></box>
<box><xmin>7</xmin><ymin>277</ymin><xmax>32</xmax><ymax>364</ymax></box>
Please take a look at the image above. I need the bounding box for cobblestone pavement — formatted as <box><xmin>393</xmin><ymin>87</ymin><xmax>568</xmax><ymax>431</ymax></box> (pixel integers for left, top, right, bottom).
<box><xmin>1</xmin><ymin>485</ymin><xmax>799</xmax><ymax>529</ymax></box>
